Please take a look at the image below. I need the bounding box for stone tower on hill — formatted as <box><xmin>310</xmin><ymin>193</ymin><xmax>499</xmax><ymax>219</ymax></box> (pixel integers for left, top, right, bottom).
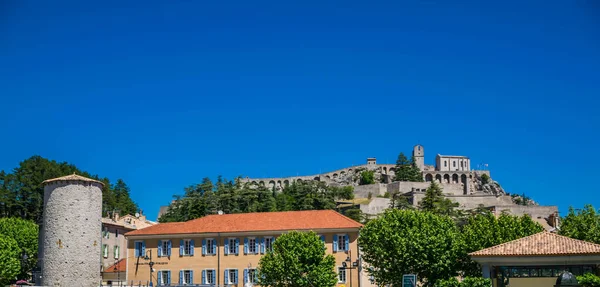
<box><xmin>413</xmin><ymin>144</ymin><xmax>425</xmax><ymax>171</ymax></box>
<box><xmin>40</xmin><ymin>174</ymin><xmax>103</xmax><ymax>287</ymax></box>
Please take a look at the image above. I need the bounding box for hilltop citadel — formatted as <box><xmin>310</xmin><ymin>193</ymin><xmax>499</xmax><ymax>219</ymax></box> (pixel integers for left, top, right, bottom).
<box><xmin>241</xmin><ymin>144</ymin><xmax>559</xmax><ymax>229</ymax></box>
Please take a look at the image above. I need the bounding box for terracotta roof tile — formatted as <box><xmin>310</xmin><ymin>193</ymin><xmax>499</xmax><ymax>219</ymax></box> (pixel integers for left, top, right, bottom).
<box><xmin>42</xmin><ymin>173</ymin><xmax>104</xmax><ymax>186</ymax></box>
<box><xmin>104</xmin><ymin>259</ymin><xmax>126</xmax><ymax>273</ymax></box>
<box><xmin>469</xmin><ymin>231</ymin><xmax>600</xmax><ymax>257</ymax></box>
<box><xmin>125</xmin><ymin>210</ymin><xmax>362</xmax><ymax>236</ymax></box>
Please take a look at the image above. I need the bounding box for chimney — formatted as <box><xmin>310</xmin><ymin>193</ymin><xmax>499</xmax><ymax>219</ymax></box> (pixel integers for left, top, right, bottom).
<box><xmin>114</xmin><ymin>211</ymin><xmax>120</xmax><ymax>222</ymax></box>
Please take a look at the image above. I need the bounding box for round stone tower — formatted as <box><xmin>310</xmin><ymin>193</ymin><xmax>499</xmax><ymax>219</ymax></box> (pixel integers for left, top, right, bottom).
<box><xmin>41</xmin><ymin>174</ymin><xmax>103</xmax><ymax>287</ymax></box>
<box><xmin>413</xmin><ymin>144</ymin><xmax>425</xmax><ymax>170</ymax></box>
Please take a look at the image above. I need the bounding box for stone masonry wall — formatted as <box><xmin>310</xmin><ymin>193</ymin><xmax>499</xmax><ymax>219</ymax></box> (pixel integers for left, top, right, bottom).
<box><xmin>42</xmin><ymin>181</ymin><xmax>103</xmax><ymax>287</ymax></box>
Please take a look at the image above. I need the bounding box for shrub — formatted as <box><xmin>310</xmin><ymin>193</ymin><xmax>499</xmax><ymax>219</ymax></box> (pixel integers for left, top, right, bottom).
<box><xmin>461</xmin><ymin>277</ymin><xmax>492</xmax><ymax>287</ymax></box>
<box><xmin>435</xmin><ymin>278</ymin><xmax>460</xmax><ymax>287</ymax></box>
<box><xmin>578</xmin><ymin>273</ymin><xmax>600</xmax><ymax>287</ymax></box>
<box><xmin>360</xmin><ymin>170</ymin><xmax>375</xmax><ymax>185</ymax></box>
<box><xmin>480</xmin><ymin>174</ymin><xmax>490</xmax><ymax>185</ymax></box>
<box><xmin>367</xmin><ymin>192</ymin><xmax>373</xmax><ymax>200</ymax></box>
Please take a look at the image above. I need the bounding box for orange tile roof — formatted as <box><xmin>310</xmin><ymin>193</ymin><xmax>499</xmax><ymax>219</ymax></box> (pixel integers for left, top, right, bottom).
<box><xmin>125</xmin><ymin>210</ymin><xmax>362</xmax><ymax>236</ymax></box>
<box><xmin>104</xmin><ymin>259</ymin><xmax>126</xmax><ymax>273</ymax></box>
<box><xmin>469</xmin><ymin>231</ymin><xmax>600</xmax><ymax>257</ymax></box>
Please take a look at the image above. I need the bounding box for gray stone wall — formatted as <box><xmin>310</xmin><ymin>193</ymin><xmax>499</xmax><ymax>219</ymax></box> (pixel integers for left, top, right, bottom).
<box><xmin>42</xmin><ymin>181</ymin><xmax>102</xmax><ymax>287</ymax></box>
<box><xmin>353</xmin><ymin>183</ymin><xmax>387</xmax><ymax>198</ymax></box>
<box><xmin>360</xmin><ymin>198</ymin><xmax>391</xmax><ymax>217</ymax></box>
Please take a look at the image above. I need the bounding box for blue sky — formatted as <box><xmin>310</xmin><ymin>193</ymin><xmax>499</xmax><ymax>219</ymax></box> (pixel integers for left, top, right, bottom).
<box><xmin>1</xmin><ymin>1</ymin><xmax>599</xmax><ymax>221</ymax></box>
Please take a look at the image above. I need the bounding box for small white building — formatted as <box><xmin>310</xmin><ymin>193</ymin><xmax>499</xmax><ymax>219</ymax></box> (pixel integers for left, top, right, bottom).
<box><xmin>436</xmin><ymin>154</ymin><xmax>470</xmax><ymax>171</ymax></box>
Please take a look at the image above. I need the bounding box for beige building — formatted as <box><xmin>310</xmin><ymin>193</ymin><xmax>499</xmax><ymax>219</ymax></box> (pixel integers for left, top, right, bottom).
<box><xmin>125</xmin><ymin>210</ymin><xmax>368</xmax><ymax>287</ymax></box>
<box><xmin>101</xmin><ymin>212</ymin><xmax>156</xmax><ymax>285</ymax></box>
<box><xmin>436</xmin><ymin>154</ymin><xmax>470</xmax><ymax>172</ymax></box>
<box><xmin>470</xmin><ymin>231</ymin><xmax>600</xmax><ymax>287</ymax></box>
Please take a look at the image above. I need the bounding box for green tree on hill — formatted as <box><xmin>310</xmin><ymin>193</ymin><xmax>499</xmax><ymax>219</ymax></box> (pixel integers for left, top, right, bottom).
<box><xmin>560</xmin><ymin>205</ymin><xmax>600</xmax><ymax>244</ymax></box>
<box><xmin>419</xmin><ymin>181</ymin><xmax>458</xmax><ymax>217</ymax></box>
<box><xmin>393</xmin><ymin>153</ymin><xmax>423</xmax><ymax>182</ymax></box>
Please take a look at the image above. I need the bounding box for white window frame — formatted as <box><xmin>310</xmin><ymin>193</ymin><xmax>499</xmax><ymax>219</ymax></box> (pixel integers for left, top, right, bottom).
<box><xmin>182</xmin><ymin>239</ymin><xmax>192</xmax><ymax>256</ymax></box>
<box><xmin>205</xmin><ymin>269</ymin><xmax>215</xmax><ymax>285</ymax></box>
<box><xmin>338</xmin><ymin>266</ymin><xmax>346</xmax><ymax>283</ymax></box>
<box><xmin>158</xmin><ymin>270</ymin><xmax>170</xmax><ymax>286</ymax></box>
<box><xmin>228</xmin><ymin>238</ymin><xmax>237</xmax><ymax>254</ymax></box>
<box><xmin>103</xmin><ymin>244</ymin><xmax>108</xmax><ymax>258</ymax></box>
<box><xmin>337</xmin><ymin>234</ymin><xmax>348</xmax><ymax>251</ymax></box>
<box><xmin>114</xmin><ymin>245</ymin><xmax>119</xmax><ymax>259</ymax></box>
<box><xmin>264</xmin><ymin>236</ymin><xmax>274</xmax><ymax>252</ymax></box>
<box><xmin>227</xmin><ymin>269</ymin><xmax>237</xmax><ymax>284</ymax></box>
<box><xmin>103</xmin><ymin>226</ymin><xmax>109</xmax><ymax>239</ymax></box>
<box><xmin>182</xmin><ymin>269</ymin><xmax>192</xmax><ymax>285</ymax></box>
<box><xmin>248</xmin><ymin>237</ymin><xmax>257</xmax><ymax>254</ymax></box>
<box><xmin>247</xmin><ymin>268</ymin><xmax>257</xmax><ymax>283</ymax></box>
<box><xmin>160</xmin><ymin>240</ymin><xmax>169</xmax><ymax>256</ymax></box>
<box><xmin>206</xmin><ymin>238</ymin><xmax>215</xmax><ymax>255</ymax></box>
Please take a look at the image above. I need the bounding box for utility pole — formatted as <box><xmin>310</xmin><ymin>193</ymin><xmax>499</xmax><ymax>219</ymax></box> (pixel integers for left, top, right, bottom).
<box><xmin>144</xmin><ymin>250</ymin><xmax>155</xmax><ymax>286</ymax></box>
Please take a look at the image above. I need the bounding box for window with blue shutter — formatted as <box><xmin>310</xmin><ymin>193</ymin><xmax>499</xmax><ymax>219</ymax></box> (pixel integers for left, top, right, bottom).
<box><xmin>244</xmin><ymin>238</ymin><xmax>248</xmax><ymax>254</ymax></box>
<box><xmin>134</xmin><ymin>241</ymin><xmax>142</xmax><ymax>257</ymax></box>
<box><xmin>179</xmin><ymin>240</ymin><xmax>184</xmax><ymax>256</ymax></box>
<box><xmin>202</xmin><ymin>270</ymin><xmax>206</xmax><ymax>284</ymax></box>
<box><xmin>224</xmin><ymin>239</ymin><xmax>229</xmax><ymax>255</ymax></box>
<box><xmin>202</xmin><ymin>239</ymin><xmax>206</xmax><ymax>256</ymax></box>
<box><xmin>157</xmin><ymin>270</ymin><xmax>162</xmax><ymax>285</ymax></box>
<box><xmin>179</xmin><ymin>270</ymin><xmax>183</xmax><ymax>285</ymax></box>
<box><xmin>244</xmin><ymin>269</ymin><xmax>248</xmax><ymax>284</ymax></box>
<box><xmin>190</xmin><ymin>270</ymin><xmax>194</xmax><ymax>284</ymax></box>
<box><xmin>260</xmin><ymin>237</ymin><xmax>265</xmax><ymax>254</ymax></box>
<box><xmin>190</xmin><ymin>239</ymin><xmax>194</xmax><ymax>256</ymax></box>
<box><xmin>333</xmin><ymin>234</ymin><xmax>338</xmax><ymax>252</ymax></box>
<box><xmin>158</xmin><ymin>240</ymin><xmax>163</xmax><ymax>257</ymax></box>
<box><xmin>167</xmin><ymin>240</ymin><xmax>172</xmax><ymax>256</ymax></box>
<box><xmin>167</xmin><ymin>270</ymin><xmax>171</xmax><ymax>285</ymax></box>
<box><xmin>224</xmin><ymin>269</ymin><xmax>229</xmax><ymax>285</ymax></box>
<box><xmin>344</xmin><ymin>234</ymin><xmax>349</xmax><ymax>251</ymax></box>
<box><xmin>320</xmin><ymin>235</ymin><xmax>326</xmax><ymax>250</ymax></box>
<box><xmin>235</xmin><ymin>238</ymin><xmax>240</xmax><ymax>255</ymax></box>
<box><xmin>211</xmin><ymin>269</ymin><xmax>216</xmax><ymax>285</ymax></box>
<box><xmin>234</xmin><ymin>269</ymin><xmax>239</xmax><ymax>284</ymax></box>
<box><xmin>255</xmin><ymin>238</ymin><xmax>259</xmax><ymax>254</ymax></box>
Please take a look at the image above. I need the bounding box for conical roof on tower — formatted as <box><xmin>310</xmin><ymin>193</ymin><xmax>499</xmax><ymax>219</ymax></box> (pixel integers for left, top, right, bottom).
<box><xmin>42</xmin><ymin>173</ymin><xmax>104</xmax><ymax>186</ymax></box>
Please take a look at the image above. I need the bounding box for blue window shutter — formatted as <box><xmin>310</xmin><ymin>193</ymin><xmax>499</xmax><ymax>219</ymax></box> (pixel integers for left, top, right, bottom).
<box><xmin>190</xmin><ymin>270</ymin><xmax>194</xmax><ymax>284</ymax></box>
<box><xmin>224</xmin><ymin>269</ymin><xmax>229</xmax><ymax>284</ymax></box>
<box><xmin>179</xmin><ymin>240</ymin><xmax>184</xmax><ymax>256</ymax></box>
<box><xmin>157</xmin><ymin>240</ymin><xmax>162</xmax><ymax>257</ymax></box>
<box><xmin>234</xmin><ymin>269</ymin><xmax>238</xmax><ymax>284</ymax></box>
<box><xmin>157</xmin><ymin>271</ymin><xmax>162</xmax><ymax>285</ymax></box>
<box><xmin>167</xmin><ymin>240</ymin><xmax>172</xmax><ymax>256</ymax></box>
<box><xmin>244</xmin><ymin>238</ymin><xmax>248</xmax><ymax>254</ymax></box>
<box><xmin>244</xmin><ymin>269</ymin><xmax>248</xmax><ymax>284</ymax></box>
<box><xmin>134</xmin><ymin>243</ymin><xmax>139</xmax><ymax>257</ymax></box>
<box><xmin>167</xmin><ymin>270</ymin><xmax>171</xmax><ymax>285</ymax></box>
<box><xmin>260</xmin><ymin>238</ymin><xmax>265</xmax><ymax>254</ymax></box>
<box><xmin>211</xmin><ymin>269</ymin><xmax>216</xmax><ymax>285</ymax></box>
<box><xmin>320</xmin><ymin>235</ymin><xmax>326</xmax><ymax>250</ymax></box>
<box><xmin>255</xmin><ymin>238</ymin><xmax>259</xmax><ymax>254</ymax></box>
<box><xmin>202</xmin><ymin>270</ymin><xmax>206</xmax><ymax>284</ymax></box>
<box><xmin>333</xmin><ymin>235</ymin><xmax>338</xmax><ymax>252</ymax></box>
<box><xmin>190</xmin><ymin>239</ymin><xmax>195</xmax><ymax>256</ymax></box>
<box><xmin>235</xmin><ymin>238</ymin><xmax>240</xmax><ymax>255</ymax></box>
<box><xmin>212</xmin><ymin>239</ymin><xmax>216</xmax><ymax>255</ymax></box>
<box><xmin>179</xmin><ymin>270</ymin><xmax>183</xmax><ymax>285</ymax></box>
<box><xmin>202</xmin><ymin>239</ymin><xmax>206</xmax><ymax>256</ymax></box>
<box><xmin>141</xmin><ymin>241</ymin><xmax>146</xmax><ymax>256</ymax></box>
<box><xmin>224</xmin><ymin>239</ymin><xmax>229</xmax><ymax>255</ymax></box>
<box><xmin>345</xmin><ymin>234</ymin><xmax>349</xmax><ymax>251</ymax></box>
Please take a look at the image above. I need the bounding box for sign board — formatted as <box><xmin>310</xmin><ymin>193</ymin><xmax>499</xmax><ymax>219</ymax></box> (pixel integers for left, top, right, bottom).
<box><xmin>402</xmin><ymin>274</ymin><xmax>417</xmax><ymax>287</ymax></box>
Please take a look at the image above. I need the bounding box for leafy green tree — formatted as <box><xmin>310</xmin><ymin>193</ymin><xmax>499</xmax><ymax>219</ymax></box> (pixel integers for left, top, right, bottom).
<box><xmin>359</xmin><ymin>170</ymin><xmax>375</xmax><ymax>185</ymax></box>
<box><xmin>418</xmin><ymin>181</ymin><xmax>459</xmax><ymax>217</ymax></box>
<box><xmin>358</xmin><ymin>209</ymin><xmax>464</xmax><ymax>286</ymax></box>
<box><xmin>434</xmin><ymin>278</ymin><xmax>460</xmax><ymax>287</ymax></box>
<box><xmin>0</xmin><ymin>234</ymin><xmax>20</xmax><ymax>285</ymax></box>
<box><xmin>0</xmin><ymin>218</ymin><xmax>38</xmax><ymax>279</ymax></box>
<box><xmin>393</xmin><ymin>153</ymin><xmax>423</xmax><ymax>182</ymax></box>
<box><xmin>577</xmin><ymin>273</ymin><xmax>600</xmax><ymax>287</ymax></box>
<box><xmin>389</xmin><ymin>193</ymin><xmax>413</xmax><ymax>210</ymax></box>
<box><xmin>258</xmin><ymin>231</ymin><xmax>337</xmax><ymax>287</ymax></box>
<box><xmin>460</xmin><ymin>212</ymin><xmax>544</xmax><ymax>276</ymax></box>
<box><xmin>560</xmin><ymin>205</ymin><xmax>600</xmax><ymax>244</ymax></box>
<box><xmin>111</xmin><ymin>179</ymin><xmax>138</xmax><ymax>215</ymax></box>
<box><xmin>460</xmin><ymin>277</ymin><xmax>492</xmax><ymax>287</ymax></box>
<box><xmin>343</xmin><ymin>208</ymin><xmax>364</xmax><ymax>223</ymax></box>
<box><xmin>409</xmin><ymin>155</ymin><xmax>424</xmax><ymax>182</ymax></box>
<box><xmin>480</xmin><ymin>174</ymin><xmax>490</xmax><ymax>185</ymax></box>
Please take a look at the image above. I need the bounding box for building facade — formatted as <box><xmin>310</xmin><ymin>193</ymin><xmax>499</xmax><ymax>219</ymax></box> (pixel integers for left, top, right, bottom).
<box><xmin>125</xmin><ymin>210</ymin><xmax>365</xmax><ymax>287</ymax></box>
<box><xmin>102</xmin><ymin>212</ymin><xmax>157</xmax><ymax>285</ymax></box>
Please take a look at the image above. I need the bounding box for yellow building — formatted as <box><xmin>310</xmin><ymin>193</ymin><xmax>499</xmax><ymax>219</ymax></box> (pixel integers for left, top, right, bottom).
<box><xmin>470</xmin><ymin>231</ymin><xmax>600</xmax><ymax>287</ymax></box>
<box><xmin>125</xmin><ymin>210</ymin><xmax>363</xmax><ymax>286</ymax></box>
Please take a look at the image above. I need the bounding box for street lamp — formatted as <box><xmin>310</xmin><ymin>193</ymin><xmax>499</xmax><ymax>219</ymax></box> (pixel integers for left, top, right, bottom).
<box><xmin>143</xmin><ymin>250</ymin><xmax>155</xmax><ymax>286</ymax></box>
<box><xmin>342</xmin><ymin>250</ymin><xmax>359</xmax><ymax>287</ymax></box>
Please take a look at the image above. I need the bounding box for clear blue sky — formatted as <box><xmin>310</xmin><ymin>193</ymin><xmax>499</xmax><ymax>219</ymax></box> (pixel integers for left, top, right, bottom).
<box><xmin>1</xmin><ymin>1</ymin><xmax>599</xmax><ymax>221</ymax></box>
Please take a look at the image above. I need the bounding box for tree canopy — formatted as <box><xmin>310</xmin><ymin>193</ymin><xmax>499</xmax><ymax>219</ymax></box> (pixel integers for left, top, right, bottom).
<box><xmin>0</xmin><ymin>234</ymin><xmax>20</xmax><ymax>285</ymax></box>
<box><xmin>0</xmin><ymin>218</ymin><xmax>39</xmax><ymax>279</ymax></box>
<box><xmin>418</xmin><ymin>181</ymin><xmax>459</xmax><ymax>217</ymax></box>
<box><xmin>560</xmin><ymin>204</ymin><xmax>600</xmax><ymax>244</ymax></box>
<box><xmin>0</xmin><ymin>156</ymin><xmax>139</xmax><ymax>222</ymax></box>
<box><xmin>358</xmin><ymin>209</ymin><xmax>463</xmax><ymax>286</ymax></box>
<box><xmin>258</xmin><ymin>231</ymin><xmax>337</xmax><ymax>287</ymax></box>
<box><xmin>159</xmin><ymin>178</ymin><xmax>354</xmax><ymax>223</ymax></box>
<box><xmin>393</xmin><ymin>153</ymin><xmax>423</xmax><ymax>182</ymax></box>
